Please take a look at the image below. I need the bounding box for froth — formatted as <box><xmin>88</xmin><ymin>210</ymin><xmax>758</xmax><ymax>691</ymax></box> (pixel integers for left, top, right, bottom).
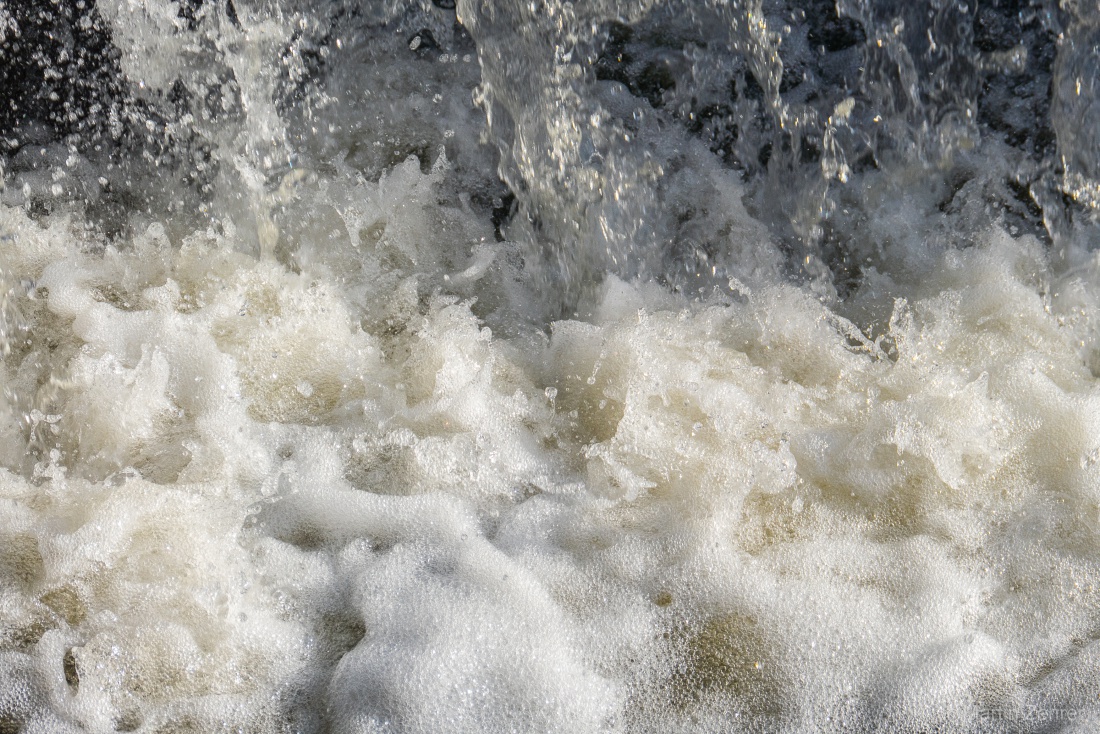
<box><xmin>6</xmin><ymin>182</ymin><xmax>1100</xmax><ymax>730</ymax></box>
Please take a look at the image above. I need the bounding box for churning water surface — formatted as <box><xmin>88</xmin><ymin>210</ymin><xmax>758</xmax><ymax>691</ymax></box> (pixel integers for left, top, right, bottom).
<box><xmin>2</xmin><ymin>0</ymin><xmax>1100</xmax><ymax>731</ymax></box>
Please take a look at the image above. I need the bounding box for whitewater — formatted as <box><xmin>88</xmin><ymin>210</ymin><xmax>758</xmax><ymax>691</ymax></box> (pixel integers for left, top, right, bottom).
<box><xmin>2</xmin><ymin>0</ymin><xmax>1100</xmax><ymax>731</ymax></box>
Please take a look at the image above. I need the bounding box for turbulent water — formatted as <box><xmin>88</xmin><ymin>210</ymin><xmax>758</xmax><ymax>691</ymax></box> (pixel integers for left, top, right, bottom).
<box><xmin>3</xmin><ymin>0</ymin><xmax>1100</xmax><ymax>731</ymax></box>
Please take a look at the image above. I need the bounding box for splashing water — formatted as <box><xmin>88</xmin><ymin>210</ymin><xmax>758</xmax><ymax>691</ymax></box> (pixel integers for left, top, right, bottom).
<box><xmin>3</xmin><ymin>0</ymin><xmax>1100</xmax><ymax>732</ymax></box>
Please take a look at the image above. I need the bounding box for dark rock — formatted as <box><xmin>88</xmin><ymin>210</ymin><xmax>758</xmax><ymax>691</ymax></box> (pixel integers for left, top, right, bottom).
<box><xmin>799</xmin><ymin>136</ymin><xmax>821</xmax><ymax>165</ymax></box>
<box><xmin>779</xmin><ymin>63</ymin><xmax>805</xmax><ymax>93</ymax></box>
<box><xmin>809</xmin><ymin>3</ymin><xmax>866</xmax><ymax>55</ymax></box>
<box><xmin>226</xmin><ymin>0</ymin><xmax>242</xmax><ymax>30</ymax></box>
<box><xmin>973</xmin><ymin>6</ymin><xmax>1021</xmax><ymax>53</ymax></box>
<box><xmin>636</xmin><ymin>60</ymin><xmax>676</xmax><ymax>108</ymax></box>
<box><xmin>758</xmin><ymin>141</ymin><xmax>773</xmax><ymax>168</ymax></box>
<box><xmin>741</xmin><ymin>71</ymin><xmax>764</xmax><ymax>102</ymax></box>
<box><xmin>594</xmin><ymin>21</ymin><xmax>635</xmax><ymax>87</ymax></box>
<box><xmin>492</xmin><ymin>192</ymin><xmax>517</xmax><ymax>241</ymax></box>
